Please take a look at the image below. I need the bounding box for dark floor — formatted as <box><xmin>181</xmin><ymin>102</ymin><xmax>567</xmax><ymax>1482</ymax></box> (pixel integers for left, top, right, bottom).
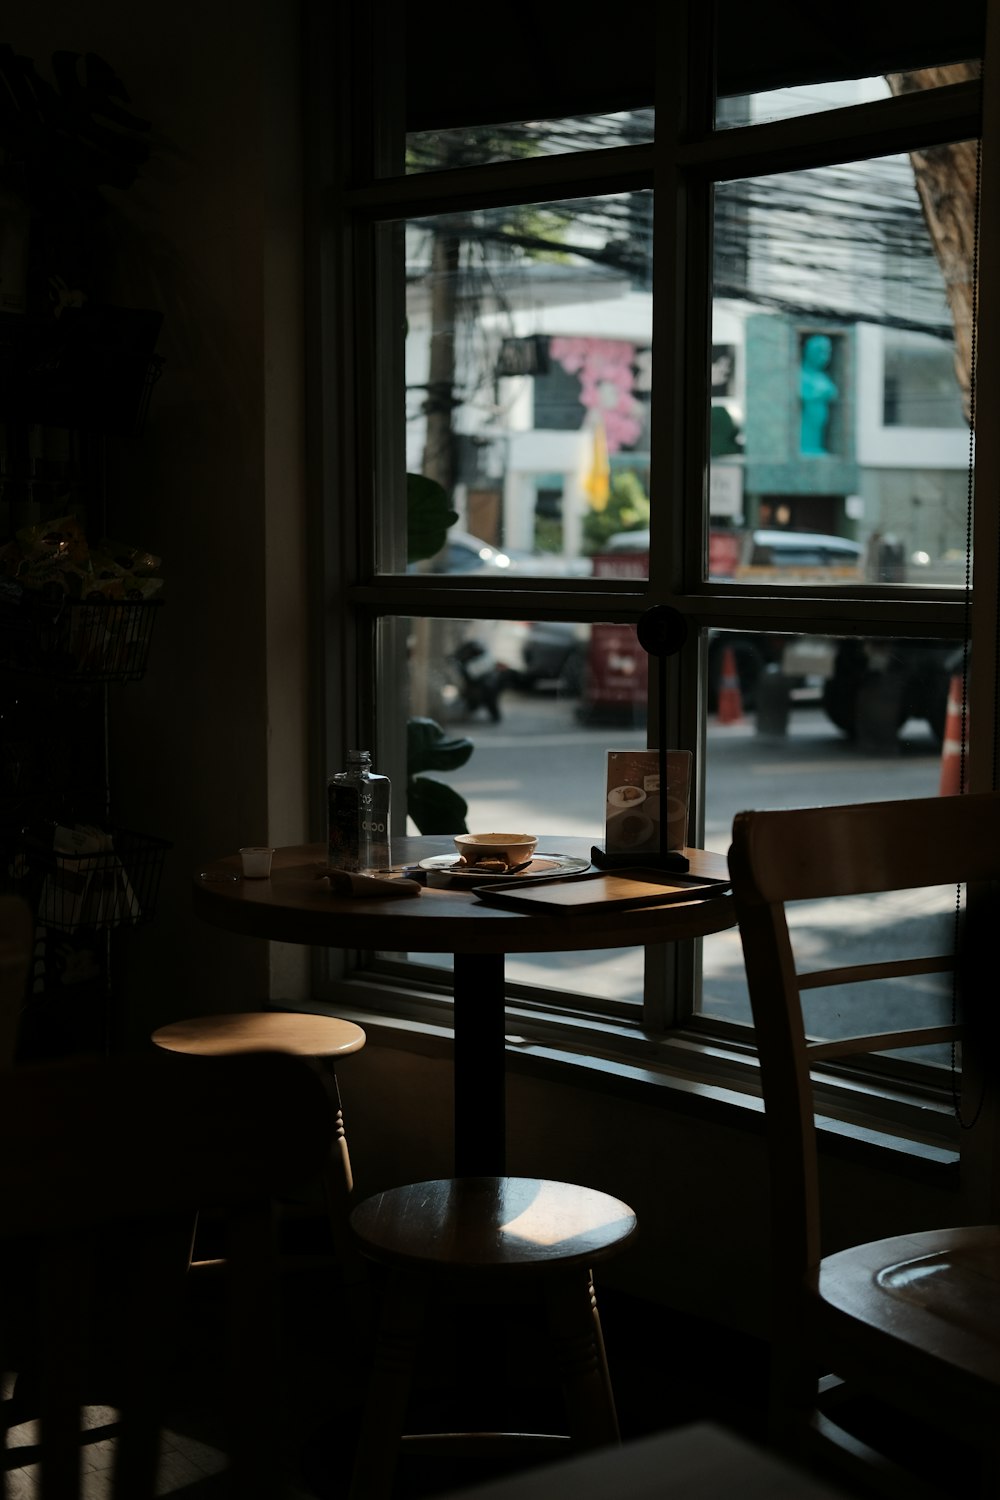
<box><xmin>4</xmin><ymin>1198</ymin><xmax>771</xmax><ymax>1499</ymax></box>
<box><xmin>291</xmin><ymin>1265</ymin><xmax>771</xmax><ymax>1500</ymax></box>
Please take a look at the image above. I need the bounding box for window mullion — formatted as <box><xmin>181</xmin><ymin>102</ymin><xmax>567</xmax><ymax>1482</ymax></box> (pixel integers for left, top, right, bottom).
<box><xmin>345</xmin><ymin>142</ymin><xmax>656</xmax><ymax>218</ymax></box>
<box><xmin>639</xmin><ymin>0</ymin><xmax>711</xmax><ymax>1033</ymax></box>
<box><xmin>681</xmin><ymin>79</ymin><xmax>981</xmax><ymax>180</ymax></box>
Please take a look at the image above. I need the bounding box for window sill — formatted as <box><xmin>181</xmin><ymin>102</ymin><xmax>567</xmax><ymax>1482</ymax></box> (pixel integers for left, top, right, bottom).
<box><xmin>279</xmin><ymin>982</ymin><xmax>961</xmax><ymax>1186</ymax></box>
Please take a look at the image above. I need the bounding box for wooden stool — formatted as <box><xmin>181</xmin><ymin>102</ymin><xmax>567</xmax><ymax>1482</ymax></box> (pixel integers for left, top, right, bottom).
<box><xmin>347</xmin><ymin>1175</ymin><xmax>638</xmax><ymax>1500</ymax></box>
<box><xmin>151</xmin><ymin>1011</ymin><xmax>366</xmax><ymax>1281</ymax></box>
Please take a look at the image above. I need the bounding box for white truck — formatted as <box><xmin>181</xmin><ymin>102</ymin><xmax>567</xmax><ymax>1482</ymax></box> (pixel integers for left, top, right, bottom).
<box><xmin>556</xmin><ymin>529</ymin><xmax>954</xmax><ymax>745</ymax></box>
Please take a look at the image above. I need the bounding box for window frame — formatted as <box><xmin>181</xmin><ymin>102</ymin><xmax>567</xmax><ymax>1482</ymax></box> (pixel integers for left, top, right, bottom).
<box><xmin>308</xmin><ymin>1</ymin><xmax>1000</xmax><ymax>1152</ymax></box>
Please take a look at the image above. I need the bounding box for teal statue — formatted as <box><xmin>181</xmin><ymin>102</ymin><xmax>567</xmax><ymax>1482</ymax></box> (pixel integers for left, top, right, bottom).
<box><xmin>800</xmin><ymin>333</ymin><xmax>837</xmax><ymax>455</ymax></box>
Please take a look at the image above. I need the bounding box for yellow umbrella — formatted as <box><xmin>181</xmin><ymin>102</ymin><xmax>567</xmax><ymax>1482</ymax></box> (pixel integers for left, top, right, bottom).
<box><xmin>582</xmin><ymin>418</ymin><xmax>611</xmax><ymax>510</ymax></box>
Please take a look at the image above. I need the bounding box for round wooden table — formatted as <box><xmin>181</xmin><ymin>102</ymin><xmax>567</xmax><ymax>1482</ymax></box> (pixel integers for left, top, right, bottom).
<box><xmin>193</xmin><ymin>835</ymin><xmax>734</xmax><ymax>1176</ymax></box>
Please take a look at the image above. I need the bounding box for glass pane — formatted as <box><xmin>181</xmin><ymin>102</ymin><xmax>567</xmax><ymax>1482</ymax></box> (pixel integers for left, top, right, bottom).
<box><xmin>716</xmin><ymin>64</ymin><xmax>980</xmax><ymax>130</ymax></box>
<box><xmin>388</xmin><ymin>615</ymin><xmax>647</xmax><ymax>1007</ymax></box>
<box><xmin>794</xmin><ymin>890</ymin><xmax>956</xmax><ymax>1064</ymax></box>
<box><xmin>706</xmin><ymin>887</ymin><xmax>957</xmax><ymax>1069</ymax></box>
<box><xmin>393</xmin><ymin>193</ymin><xmax>653</xmax><ymax>581</ymax></box>
<box><xmin>709</xmin><ymin>140</ymin><xmax>974</xmax><ymax>585</ymax></box>
<box><xmin>407</xmin><ymin>111</ymin><xmax>654</xmax><ymax>173</ymax></box>
<box><xmin>700</xmin><ymin>628</ymin><xmax>964</xmax><ymax>1048</ymax></box>
<box><xmin>401</xmin><ymin>614</ymin><xmax>647</xmax><ymax>769</ymax></box>
<box><xmin>402</xmin><ymin>616</ymin><xmax>649</xmax><ymax>734</ymax></box>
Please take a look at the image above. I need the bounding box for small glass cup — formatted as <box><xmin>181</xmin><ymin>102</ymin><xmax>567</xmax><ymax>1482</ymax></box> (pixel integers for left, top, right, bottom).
<box><xmin>240</xmin><ymin>846</ymin><xmax>274</xmax><ymax>878</ymax></box>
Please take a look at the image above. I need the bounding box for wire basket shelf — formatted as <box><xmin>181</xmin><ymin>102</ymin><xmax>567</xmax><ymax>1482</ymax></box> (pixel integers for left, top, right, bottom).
<box><xmin>0</xmin><ymin>594</ymin><xmax>164</xmax><ymax>681</ymax></box>
<box><xmin>11</xmin><ymin>829</ymin><xmax>171</xmax><ymax>936</ymax></box>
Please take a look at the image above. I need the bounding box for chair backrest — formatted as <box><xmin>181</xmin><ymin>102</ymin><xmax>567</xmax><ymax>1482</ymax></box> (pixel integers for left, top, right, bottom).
<box><xmin>728</xmin><ymin>792</ymin><xmax>1000</xmax><ymax>1287</ymax></box>
<box><xmin>0</xmin><ymin>895</ymin><xmax>33</xmax><ymax>1067</ymax></box>
<box><xmin>0</xmin><ymin>1049</ymin><xmax>337</xmax><ymax>1500</ymax></box>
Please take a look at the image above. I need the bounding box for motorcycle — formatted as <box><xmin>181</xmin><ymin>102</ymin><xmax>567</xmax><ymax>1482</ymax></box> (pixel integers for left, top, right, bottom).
<box><xmin>449</xmin><ymin>638</ymin><xmax>504</xmax><ymax>722</ymax></box>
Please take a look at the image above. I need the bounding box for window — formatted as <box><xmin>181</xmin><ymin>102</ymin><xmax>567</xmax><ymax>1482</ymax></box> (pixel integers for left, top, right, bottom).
<box><xmin>882</xmin><ymin>330</ymin><xmax>967</xmax><ymax>428</ymax></box>
<box><xmin>317</xmin><ymin>4</ymin><xmax>994</xmax><ymax>1143</ymax></box>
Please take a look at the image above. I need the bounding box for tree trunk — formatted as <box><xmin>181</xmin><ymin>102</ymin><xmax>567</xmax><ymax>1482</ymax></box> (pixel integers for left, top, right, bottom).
<box><xmin>423</xmin><ymin>231</ymin><xmax>461</xmax><ymax>494</ymax></box>
<box><xmin>886</xmin><ymin>65</ymin><xmax>980</xmax><ymax>421</ymax></box>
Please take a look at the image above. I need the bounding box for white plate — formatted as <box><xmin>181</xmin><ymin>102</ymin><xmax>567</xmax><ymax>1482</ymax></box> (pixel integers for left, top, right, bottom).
<box><xmin>417</xmin><ymin>853</ymin><xmax>591</xmax><ymax>884</ymax></box>
<box><xmin>608</xmin><ymin>784</ymin><xmax>647</xmax><ymax>810</ymax></box>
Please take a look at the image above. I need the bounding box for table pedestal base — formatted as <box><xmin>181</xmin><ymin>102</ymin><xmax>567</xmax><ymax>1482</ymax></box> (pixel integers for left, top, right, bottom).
<box><xmin>453</xmin><ymin>951</ymin><xmax>507</xmax><ymax>1176</ymax></box>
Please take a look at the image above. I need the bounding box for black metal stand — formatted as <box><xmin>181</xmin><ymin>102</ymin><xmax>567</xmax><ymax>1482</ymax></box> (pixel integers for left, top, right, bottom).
<box><xmin>591</xmin><ymin>604</ymin><xmax>690</xmax><ymax>873</ymax></box>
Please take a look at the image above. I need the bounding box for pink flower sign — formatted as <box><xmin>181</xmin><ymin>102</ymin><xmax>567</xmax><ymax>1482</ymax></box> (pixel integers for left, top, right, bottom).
<box><xmin>550</xmin><ymin>336</ymin><xmax>643</xmax><ymax>451</ymax></box>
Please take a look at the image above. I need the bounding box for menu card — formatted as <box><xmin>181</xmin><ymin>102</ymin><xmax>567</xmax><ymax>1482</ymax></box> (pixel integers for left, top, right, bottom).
<box><xmin>605</xmin><ymin>749</ymin><xmax>692</xmax><ymax>856</ymax></box>
<box><xmin>473</xmin><ymin>869</ymin><xmax>728</xmax><ymax>915</ymax></box>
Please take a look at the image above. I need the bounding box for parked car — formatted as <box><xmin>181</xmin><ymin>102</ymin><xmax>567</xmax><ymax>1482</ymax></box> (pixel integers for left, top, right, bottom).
<box><xmin>520</xmin><ymin>620</ymin><xmax>589</xmax><ymax>693</ymax></box>
<box><xmin>711</xmin><ymin>528</ymin><xmax>864</xmax><ymax>713</ymax></box>
<box><xmin>409</xmin><ymin>528</ymin><xmax>518</xmax><ymax>575</ymax></box>
<box><xmin>729</xmin><ymin>530</ymin><xmax>952</xmax><ymax>741</ymax></box>
<box><xmin>517</xmin><ymin>528</ymin><xmax>951</xmax><ymax>742</ymax></box>
<box><xmin>736</xmin><ymin>527</ymin><xmax>863</xmax><ymax>580</ymax></box>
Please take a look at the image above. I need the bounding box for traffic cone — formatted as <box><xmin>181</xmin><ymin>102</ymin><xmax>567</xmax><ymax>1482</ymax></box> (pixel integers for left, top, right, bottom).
<box><xmin>939</xmin><ymin>675</ymin><xmax>969</xmax><ymax>795</ymax></box>
<box><xmin>716</xmin><ymin>645</ymin><xmax>745</xmax><ymax>725</ymax></box>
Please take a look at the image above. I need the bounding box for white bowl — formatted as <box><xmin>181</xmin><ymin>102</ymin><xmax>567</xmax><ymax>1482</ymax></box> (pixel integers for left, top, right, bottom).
<box><xmin>454</xmin><ymin>832</ymin><xmax>538</xmax><ymax>867</ymax></box>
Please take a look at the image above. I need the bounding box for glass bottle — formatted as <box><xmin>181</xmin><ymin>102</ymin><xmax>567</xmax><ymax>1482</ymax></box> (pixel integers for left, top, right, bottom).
<box><xmin>327</xmin><ymin>749</ymin><xmax>391</xmax><ymax>874</ymax></box>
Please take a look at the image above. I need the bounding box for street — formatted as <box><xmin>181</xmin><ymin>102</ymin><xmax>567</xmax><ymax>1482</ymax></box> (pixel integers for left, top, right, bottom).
<box><xmin>438</xmin><ymin>685</ymin><xmax>943</xmax><ymax>848</ymax></box>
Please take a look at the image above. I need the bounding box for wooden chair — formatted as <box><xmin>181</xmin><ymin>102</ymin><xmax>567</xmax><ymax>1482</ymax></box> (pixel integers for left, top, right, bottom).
<box><xmin>0</xmin><ymin>894</ymin><xmax>33</xmax><ymax>1067</ymax></box>
<box><xmin>347</xmin><ymin>1174</ymin><xmax>638</xmax><ymax>1500</ymax></box>
<box><xmin>728</xmin><ymin>791</ymin><xmax>1000</xmax><ymax>1498</ymax></box>
<box><xmin>151</xmin><ymin>1010</ymin><xmax>366</xmax><ymax>1280</ymax></box>
<box><xmin>0</xmin><ymin>1049</ymin><xmax>336</xmax><ymax>1500</ymax></box>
